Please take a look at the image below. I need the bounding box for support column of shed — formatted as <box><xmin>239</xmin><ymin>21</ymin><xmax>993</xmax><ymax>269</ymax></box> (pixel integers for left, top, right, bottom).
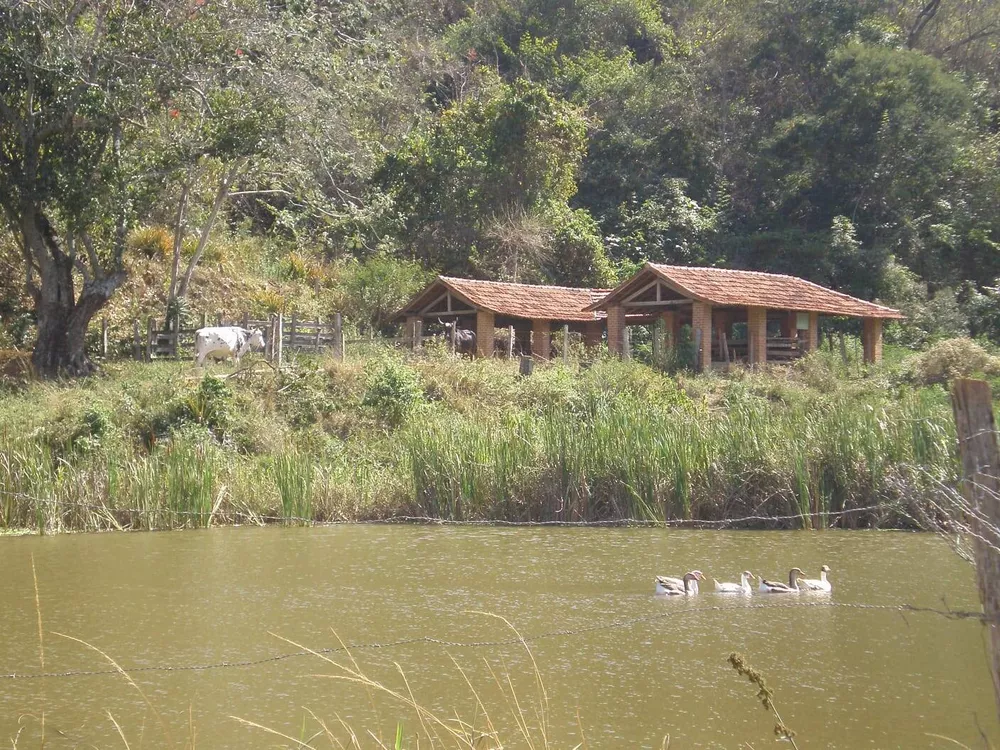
<box><xmin>476</xmin><ymin>310</ymin><xmax>494</xmax><ymax>358</ymax></box>
<box><xmin>691</xmin><ymin>301</ymin><xmax>712</xmax><ymax>372</ymax></box>
<box><xmin>862</xmin><ymin>318</ymin><xmax>883</xmax><ymax>364</ymax></box>
<box><xmin>405</xmin><ymin>315</ymin><xmax>419</xmax><ymax>351</ymax></box>
<box><xmin>583</xmin><ymin>320</ymin><xmax>603</xmax><ymax>349</ymax></box>
<box><xmin>748</xmin><ymin>306</ymin><xmax>767</xmax><ymax>365</ymax></box>
<box><xmin>532</xmin><ymin>319</ymin><xmax>551</xmax><ymax>359</ymax></box>
<box><xmin>607</xmin><ymin>305</ymin><xmax>625</xmax><ymax>356</ymax></box>
<box><xmin>804</xmin><ymin>312</ymin><xmax>819</xmax><ymax>353</ymax></box>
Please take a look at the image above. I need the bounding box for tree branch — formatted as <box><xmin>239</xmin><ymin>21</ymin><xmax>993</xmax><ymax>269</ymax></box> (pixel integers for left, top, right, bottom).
<box><xmin>907</xmin><ymin>0</ymin><xmax>942</xmax><ymax>49</ymax></box>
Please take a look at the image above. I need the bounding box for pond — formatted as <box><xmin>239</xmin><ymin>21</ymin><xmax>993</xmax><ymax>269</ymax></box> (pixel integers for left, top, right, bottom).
<box><xmin>0</xmin><ymin>526</ymin><xmax>995</xmax><ymax>748</ymax></box>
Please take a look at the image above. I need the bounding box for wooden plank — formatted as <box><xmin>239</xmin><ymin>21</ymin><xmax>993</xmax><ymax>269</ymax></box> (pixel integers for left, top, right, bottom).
<box><xmin>952</xmin><ymin>379</ymin><xmax>1000</xmax><ymax>723</ymax></box>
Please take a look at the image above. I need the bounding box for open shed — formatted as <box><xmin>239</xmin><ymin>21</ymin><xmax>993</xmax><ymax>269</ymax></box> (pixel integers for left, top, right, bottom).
<box><xmin>587</xmin><ymin>263</ymin><xmax>904</xmax><ymax>368</ymax></box>
<box><xmin>397</xmin><ymin>276</ymin><xmax>608</xmax><ymax>358</ymax></box>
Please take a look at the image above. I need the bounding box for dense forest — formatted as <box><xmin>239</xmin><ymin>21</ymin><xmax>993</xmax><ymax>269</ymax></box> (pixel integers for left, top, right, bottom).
<box><xmin>1</xmin><ymin>0</ymin><xmax>999</xmax><ymax>375</ymax></box>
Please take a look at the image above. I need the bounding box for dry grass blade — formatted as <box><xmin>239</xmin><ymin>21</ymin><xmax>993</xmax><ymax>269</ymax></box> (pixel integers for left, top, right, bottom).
<box><xmin>107</xmin><ymin>710</ymin><xmax>131</xmax><ymax>750</ymax></box>
<box><xmin>51</xmin><ymin>632</ymin><xmax>172</xmax><ymax>747</ymax></box>
<box><xmin>228</xmin><ymin>716</ymin><xmax>318</xmax><ymax>748</ymax></box>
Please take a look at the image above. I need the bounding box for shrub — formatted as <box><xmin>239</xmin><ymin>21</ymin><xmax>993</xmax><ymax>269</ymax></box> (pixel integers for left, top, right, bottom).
<box><xmin>128</xmin><ymin>226</ymin><xmax>172</xmax><ymax>259</ymax></box>
<box><xmin>362</xmin><ymin>358</ymin><xmax>424</xmax><ymax>425</ymax></box>
<box><xmin>906</xmin><ymin>337</ymin><xmax>1000</xmax><ymax>384</ymax></box>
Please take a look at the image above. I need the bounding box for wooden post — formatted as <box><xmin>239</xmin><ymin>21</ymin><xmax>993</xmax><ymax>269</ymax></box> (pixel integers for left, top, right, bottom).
<box><xmin>265</xmin><ymin>314</ymin><xmax>274</xmax><ymax>361</ymax></box>
<box><xmin>722</xmin><ymin>331</ymin><xmax>730</xmax><ymax>365</ymax></box>
<box><xmin>839</xmin><ymin>332</ymin><xmax>848</xmax><ymax>364</ymax></box>
<box><xmin>290</xmin><ymin>313</ymin><xmax>297</xmax><ymax>352</ymax></box>
<box><xmin>275</xmin><ymin>312</ymin><xmax>283</xmax><ymax>368</ymax></box>
<box><xmin>200</xmin><ymin>312</ymin><xmax>207</xmax><ymax>329</ymax></box>
<box><xmin>242</xmin><ymin>311</ymin><xmax>250</xmax><ymax>329</ymax></box>
<box><xmin>333</xmin><ymin>313</ymin><xmax>344</xmax><ymax>362</ymax></box>
<box><xmin>623</xmin><ymin>326</ymin><xmax>631</xmax><ymax>361</ymax></box>
<box><xmin>562</xmin><ymin>324</ymin><xmax>569</xmax><ymax>364</ymax></box>
<box><xmin>519</xmin><ymin>356</ymin><xmax>534</xmax><ymax>377</ymax></box>
<box><xmin>693</xmin><ymin>328</ymin><xmax>702</xmax><ymax>372</ymax></box>
<box><xmin>314</xmin><ymin>317</ymin><xmax>322</xmax><ymax>353</ymax></box>
<box><xmin>951</xmin><ymin>379</ymin><xmax>1000</xmax><ymax>723</ymax></box>
<box><xmin>652</xmin><ymin>317</ymin><xmax>663</xmax><ymax>364</ymax></box>
<box><xmin>415</xmin><ymin>318</ymin><xmax>423</xmax><ymax>351</ymax></box>
<box><xmin>132</xmin><ymin>319</ymin><xmax>140</xmax><ymax>361</ymax></box>
<box><xmin>145</xmin><ymin>318</ymin><xmax>153</xmax><ymax>362</ymax></box>
<box><xmin>450</xmin><ymin>319</ymin><xmax>457</xmax><ymax>354</ymax></box>
<box><xmin>216</xmin><ymin>311</ymin><xmax>223</xmax><ymax>326</ymax></box>
<box><xmin>508</xmin><ymin>325</ymin><xmax>515</xmax><ymax>358</ymax></box>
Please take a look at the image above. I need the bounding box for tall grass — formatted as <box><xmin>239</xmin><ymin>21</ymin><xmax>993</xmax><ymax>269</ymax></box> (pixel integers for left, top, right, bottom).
<box><xmin>0</xmin><ymin>354</ymin><xmax>960</xmax><ymax>532</ymax></box>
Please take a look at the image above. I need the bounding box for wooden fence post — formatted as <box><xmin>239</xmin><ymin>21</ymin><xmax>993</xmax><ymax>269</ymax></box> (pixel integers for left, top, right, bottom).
<box><xmin>562</xmin><ymin>324</ymin><xmax>569</xmax><ymax>364</ymax></box>
<box><xmin>693</xmin><ymin>328</ymin><xmax>702</xmax><ymax>372</ymax></box>
<box><xmin>519</xmin><ymin>355</ymin><xmax>534</xmax><ymax>377</ymax></box>
<box><xmin>333</xmin><ymin>313</ymin><xmax>344</xmax><ymax>362</ymax></box>
<box><xmin>314</xmin><ymin>317</ymin><xmax>322</xmax><ymax>353</ymax></box>
<box><xmin>145</xmin><ymin>318</ymin><xmax>154</xmax><ymax>362</ymax></box>
<box><xmin>289</xmin><ymin>313</ymin><xmax>297</xmax><ymax>352</ymax></box>
<box><xmin>450</xmin><ymin>321</ymin><xmax>457</xmax><ymax>355</ymax></box>
<box><xmin>100</xmin><ymin>317</ymin><xmax>109</xmax><ymax>358</ymax></box>
<box><xmin>507</xmin><ymin>325</ymin><xmax>515</xmax><ymax>358</ymax></box>
<box><xmin>652</xmin><ymin>318</ymin><xmax>662</xmax><ymax>364</ymax></box>
<box><xmin>241</xmin><ymin>311</ymin><xmax>249</xmax><ymax>329</ymax></box>
<box><xmin>415</xmin><ymin>319</ymin><xmax>423</xmax><ymax>351</ymax></box>
<box><xmin>132</xmin><ymin>319</ymin><xmax>140</xmax><ymax>361</ymax></box>
<box><xmin>200</xmin><ymin>312</ymin><xmax>207</xmax><ymax>330</ymax></box>
<box><xmin>276</xmin><ymin>312</ymin><xmax>283</xmax><ymax>368</ymax></box>
<box><xmin>623</xmin><ymin>327</ymin><xmax>631</xmax><ymax>361</ymax></box>
<box><xmin>216</xmin><ymin>311</ymin><xmax>223</xmax><ymax>326</ymax></box>
<box><xmin>952</xmin><ymin>378</ymin><xmax>1000</xmax><ymax>724</ymax></box>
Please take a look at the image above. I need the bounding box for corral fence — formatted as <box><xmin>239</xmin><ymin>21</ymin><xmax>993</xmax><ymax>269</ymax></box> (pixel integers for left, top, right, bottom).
<box><xmin>90</xmin><ymin>314</ymin><xmax>571</xmax><ymax>370</ymax></box>
<box><xmin>119</xmin><ymin>312</ymin><xmax>350</xmax><ymax>365</ymax></box>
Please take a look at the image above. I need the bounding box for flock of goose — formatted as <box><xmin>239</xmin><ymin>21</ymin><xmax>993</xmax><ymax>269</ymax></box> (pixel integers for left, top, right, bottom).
<box><xmin>654</xmin><ymin>565</ymin><xmax>832</xmax><ymax>596</ymax></box>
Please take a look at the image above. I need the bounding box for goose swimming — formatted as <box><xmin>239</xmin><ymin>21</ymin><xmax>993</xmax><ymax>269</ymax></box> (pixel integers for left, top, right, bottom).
<box><xmin>757</xmin><ymin>568</ymin><xmax>804</xmax><ymax>594</ymax></box>
<box><xmin>713</xmin><ymin>570</ymin><xmax>753</xmax><ymax>594</ymax></box>
<box><xmin>655</xmin><ymin>571</ymin><xmax>704</xmax><ymax>596</ymax></box>
<box><xmin>655</xmin><ymin>570</ymin><xmax>704</xmax><ymax>595</ymax></box>
<box><xmin>799</xmin><ymin>564</ymin><xmax>833</xmax><ymax>592</ymax></box>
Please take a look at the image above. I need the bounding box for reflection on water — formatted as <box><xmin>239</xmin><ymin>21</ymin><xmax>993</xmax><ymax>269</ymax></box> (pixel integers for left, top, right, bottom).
<box><xmin>0</xmin><ymin>526</ymin><xmax>994</xmax><ymax>748</ymax></box>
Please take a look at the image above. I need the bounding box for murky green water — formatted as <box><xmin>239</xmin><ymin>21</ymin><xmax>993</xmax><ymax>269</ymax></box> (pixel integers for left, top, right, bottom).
<box><xmin>0</xmin><ymin>527</ymin><xmax>995</xmax><ymax>748</ymax></box>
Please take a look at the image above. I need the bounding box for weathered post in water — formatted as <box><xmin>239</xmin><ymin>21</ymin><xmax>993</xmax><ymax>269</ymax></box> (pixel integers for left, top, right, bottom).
<box><xmin>951</xmin><ymin>378</ymin><xmax>1000</xmax><ymax>723</ymax></box>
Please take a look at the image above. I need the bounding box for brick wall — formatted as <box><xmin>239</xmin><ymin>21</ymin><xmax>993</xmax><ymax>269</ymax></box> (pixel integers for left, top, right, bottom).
<box><xmin>691</xmin><ymin>301</ymin><xmax>712</xmax><ymax>371</ymax></box>
<box><xmin>748</xmin><ymin>306</ymin><xmax>767</xmax><ymax>365</ymax></box>
<box><xmin>476</xmin><ymin>310</ymin><xmax>495</xmax><ymax>358</ymax></box>
<box><xmin>862</xmin><ymin>318</ymin><xmax>883</xmax><ymax>364</ymax></box>
<box><xmin>607</xmin><ymin>305</ymin><xmax>625</xmax><ymax>356</ymax></box>
<box><xmin>532</xmin><ymin>318</ymin><xmax>551</xmax><ymax>359</ymax></box>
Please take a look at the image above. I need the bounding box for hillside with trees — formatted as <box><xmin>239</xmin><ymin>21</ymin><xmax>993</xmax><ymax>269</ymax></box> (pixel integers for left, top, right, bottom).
<box><xmin>1</xmin><ymin>0</ymin><xmax>999</xmax><ymax>374</ymax></box>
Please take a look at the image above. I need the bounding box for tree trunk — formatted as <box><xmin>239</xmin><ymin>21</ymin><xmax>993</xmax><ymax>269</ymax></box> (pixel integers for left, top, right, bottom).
<box><xmin>26</xmin><ymin>218</ymin><xmax>123</xmax><ymax>378</ymax></box>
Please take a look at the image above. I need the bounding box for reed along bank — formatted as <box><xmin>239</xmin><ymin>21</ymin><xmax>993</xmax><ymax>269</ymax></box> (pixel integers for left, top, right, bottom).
<box><xmin>0</xmin><ymin>346</ymin><xmax>961</xmax><ymax>533</ymax></box>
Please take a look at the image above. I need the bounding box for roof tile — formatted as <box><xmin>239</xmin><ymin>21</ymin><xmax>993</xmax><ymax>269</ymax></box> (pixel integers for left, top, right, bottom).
<box><xmin>436</xmin><ymin>277</ymin><xmax>607</xmax><ymax>321</ymax></box>
<box><xmin>592</xmin><ymin>264</ymin><xmax>903</xmax><ymax>319</ymax></box>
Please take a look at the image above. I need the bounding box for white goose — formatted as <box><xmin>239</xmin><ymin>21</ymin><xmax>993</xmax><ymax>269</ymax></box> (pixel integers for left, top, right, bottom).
<box><xmin>757</xmin><ymin>568</ymin><xmax>804</xmax><ymax>594</ymax></box>
<box><xmin>655</xmin><ymin>571</ymin><xmax>704</xmax><ymax>596</ymax></box>
<box><xmin>655</xmin><ymin>570</ymin><xmax>704</xmax><ymax>595</ymax></box>
<box><xmin>799</xmin><ymin>564</ymin><xmax>833</xmax><ymax>592</ymax></box>
<box><xmin>713</xmin><ymin>570</ymin><xmax>754</xmax><ymax>594</ymax></box>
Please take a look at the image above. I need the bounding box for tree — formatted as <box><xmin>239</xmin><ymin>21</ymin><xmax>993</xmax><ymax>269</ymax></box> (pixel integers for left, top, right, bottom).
<box><xmin>375</xmin><ymin>71</ymin><xmax>612</xmax><ymax>284</ymax></box>
<box><xmin>0</xmin><ymin>0</ymin><xmax>265</xmax><ymax>376</ymax></box>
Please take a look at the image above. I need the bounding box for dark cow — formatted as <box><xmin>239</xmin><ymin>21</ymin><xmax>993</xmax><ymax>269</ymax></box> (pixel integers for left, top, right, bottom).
<box><xmin>439</xmin><ymin>318</ymin><xmax>477</xmax><ymax>357</ymax></box>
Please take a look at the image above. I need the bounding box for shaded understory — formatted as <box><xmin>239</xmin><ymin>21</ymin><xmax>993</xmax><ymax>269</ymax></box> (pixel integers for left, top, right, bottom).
<box><xmin>0</xmin><ymin>346</ymin><xmax>959</xmax><ymax>532</ymax></box>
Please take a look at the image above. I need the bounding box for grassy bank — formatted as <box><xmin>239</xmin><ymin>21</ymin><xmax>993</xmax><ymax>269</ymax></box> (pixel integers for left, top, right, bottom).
<box><xmin>0</xmin><ymin>346</ymin><xmax>959</xmax><ymax>532</ymax></box>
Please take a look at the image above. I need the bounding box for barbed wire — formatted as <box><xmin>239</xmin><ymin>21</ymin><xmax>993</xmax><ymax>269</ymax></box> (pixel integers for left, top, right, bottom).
<box><xmin>0</xmin><ymin>600</ymin><xmax>989</xmax><ymax>682</ymax></box>
<box><xmin>0</xmin><ymin>487</ymin><xmax>903</xmax><ymax>529</ymax></box>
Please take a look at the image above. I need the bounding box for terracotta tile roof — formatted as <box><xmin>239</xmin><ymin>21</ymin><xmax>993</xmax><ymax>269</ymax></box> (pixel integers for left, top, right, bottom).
<box><xmin>398</xmin><ymin>276</ymin><xmax>609</xmax><ymax>322</ymax></box>
<box><xmin>590</xmin><ymin>264</ymin><xmax>903</xmax><ymax>319</ymax></box>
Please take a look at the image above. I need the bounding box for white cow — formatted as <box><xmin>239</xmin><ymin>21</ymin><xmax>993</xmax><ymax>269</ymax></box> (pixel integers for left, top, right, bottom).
<box><xmin>194</xmin><ymin>326</ymin><xmax>266</xmax><ymax>366</ymax></box>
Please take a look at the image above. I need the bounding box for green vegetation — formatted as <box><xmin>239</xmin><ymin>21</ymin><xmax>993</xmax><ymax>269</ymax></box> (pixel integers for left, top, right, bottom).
<box><xmin>2</xmin><ymin>1</ymin><xmax>1000</xmax><ymax>374</ymax></box>
<box><xmin>0</xmin><ymin>345</ymin><xmax>961</xmax><ymax>533</ymax></box>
